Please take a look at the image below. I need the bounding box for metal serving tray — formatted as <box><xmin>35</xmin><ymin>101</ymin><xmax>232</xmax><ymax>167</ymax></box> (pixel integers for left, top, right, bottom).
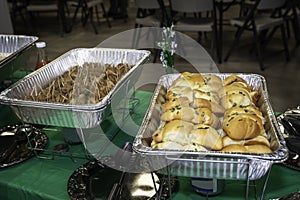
<box><xmin>133</xmin><ymin>73</ymin><xmax>288</xmax><ymax>180</ymax></box>
<box><xmin>0</xmin><ymin>34</ymin><xmax>38</xmax><ymax>82</ymax></box>
<box><xmin>0</xmin><ymin>48</ymin><xmax>150</xmax><ymax>128</ymax></box>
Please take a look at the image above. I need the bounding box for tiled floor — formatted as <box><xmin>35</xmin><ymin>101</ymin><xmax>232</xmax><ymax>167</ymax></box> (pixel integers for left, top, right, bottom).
<box><xmin>11</xmin><ymin>1</ymin><xmax>299</xmax><ymax>112</ymax></box>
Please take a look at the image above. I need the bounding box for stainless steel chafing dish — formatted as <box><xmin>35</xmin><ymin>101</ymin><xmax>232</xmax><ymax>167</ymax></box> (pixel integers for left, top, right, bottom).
<box><xmin>133</xmin><ymin>73</ymin><xmax>288</xmax><ymax>180</ymax></box>
<box><xmin>0</xmin><ymin>48</ymin><xmax>150</xmax><ymax>128</ymax></box>
<box><xmin>0</xmin><ymin>34</ymin><xmax>38</xmax><ymax>82</ymax></box>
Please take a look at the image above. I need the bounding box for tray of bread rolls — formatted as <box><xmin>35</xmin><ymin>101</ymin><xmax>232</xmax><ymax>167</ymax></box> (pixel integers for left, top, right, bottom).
<box><xmin>133</xmin><ymin>72</ymin><xmax>288</xmax><ymax>180</ymax></box>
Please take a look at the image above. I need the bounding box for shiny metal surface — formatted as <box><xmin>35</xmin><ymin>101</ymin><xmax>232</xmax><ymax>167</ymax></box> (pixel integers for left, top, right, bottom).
<box><xmin>0</xmin><ymin>34</ymin><xmax>38</xmax><ymax>67</ymax></box>
<box><xmin>0</xmin><ymin>48</ymin><xmax>150</xmax><ymax>128</ymax></box>
<box><xmin>67</xmin><ymin>158</ymin><xmax>177</xmax><ymax>200</ymax></box>
<box><xmin>133</xmin><ymin>73</ymin><xmax>288</xmax><ymax>180</ymax></box>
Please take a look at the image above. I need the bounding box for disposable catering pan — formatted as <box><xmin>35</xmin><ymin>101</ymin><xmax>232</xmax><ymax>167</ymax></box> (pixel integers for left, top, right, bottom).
<box><xmin>0</xmin><ymin>34</ymin><xmax>38</xmax><ymax>82</ymax></box>
<box><xmin>133</xmin><ymin>73</ymin><xmax>288</xmax><ymax>180</ymax></box>
<box><xmin>0</xmin><ymin>48</ymin><xmax>150</xmax><ymax>128</ymax></box>
<box><xmin>0</xmin><ymin>34</ymin><xmax>38</xmax><ymax>66</ymax></box>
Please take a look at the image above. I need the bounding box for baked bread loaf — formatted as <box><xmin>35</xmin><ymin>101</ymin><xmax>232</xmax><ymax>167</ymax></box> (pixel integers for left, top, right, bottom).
<box><xmin>160</xmin><ymin>106</ymin><xmax>220</xmax><ymax>128</ymax></box>
<box><xmin>220</xmin><ymin>75</ymin><xmax>260</xmax><ymax>106</ymax></box>
<box><xmin>151</xmin><ymin>120</ymin><xmax>194</xmax><ymax>145</ymax></box>
<box><xmin>151</xmin><ymin>120</ymin><xmax>223</xmax><ymax>150</ymax></box>
<box><xmin>224</xmin><ymin>105</ymin><xmax>265</xmax><ymax>123</ymax></box>
<box><xmin>245</xmin><ymin>144</ymin><xmax>272</xmax><ymax>154</ymax></box>
<box><xmin>221</xmin><ymin>144</ymin><xmax>272</xmax><ymax>154</ymax></box>
<box><xmin>152</xmin><ymin>141</ymin><xmax>208</xmax><ymax>151</ymax></box>
<box><xmin>201</xmin><ymin>74</ymin><xmax>223</xmax><ymax>93</ymax></box>
<box><xmin>190</xmin><ymin>124</ymin><xmax>223</xmax><ymax>150</ymax></box>
<box><xmin>166</xmin><ymin>86</ymin><xmax>194</xmax><ymax>102</ymax></box>
<box><xmin>221</xmin><ymin>144</ymin><xmax>247</xmax><ymax>153</ymax></box>
<box><xmin>172</xmin><ymin>72</ymin><xmax>205</xmax><ymax>90</ymax></box>
<box><xmin>222</xmin><ymin>135</ymin><xmax>270</xmax><ymax>147</ymax></box>
<box><xmin>223</xmin><ymin>74</ymin><xmax>248</xmax><ymax>86</ymax></box>
<box><xmin>223</xmin><ymin>112</ymin><xmax>264</xmax><ymax>140</ymax></box>
<box><xmin>163</xmin><ymin>95</ymin><xmax>224</xmax><ymax>115</ymax></box>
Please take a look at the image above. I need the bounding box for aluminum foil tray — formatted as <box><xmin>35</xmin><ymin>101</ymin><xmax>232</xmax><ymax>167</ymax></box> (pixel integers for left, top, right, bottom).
<box><xmin>0</xmin><ymin>48</ymin><xmax>150</xmax><ymax>128</ymax></box>
<box><xmin>133</xmin><ymin>73</ymin><xmax>288</xmax><ymax>180</ymax></box>
<box><xmin>0</xmin><ymin>34</ymin><xmax>38</xmax><ymax>67</ymax></box>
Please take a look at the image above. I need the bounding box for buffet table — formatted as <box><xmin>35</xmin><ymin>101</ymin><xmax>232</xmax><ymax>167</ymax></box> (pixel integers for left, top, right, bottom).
<box><xmin>0</xmin><ymin>90</ymin><xmax>300</xmax><ymax>200</ymax></box>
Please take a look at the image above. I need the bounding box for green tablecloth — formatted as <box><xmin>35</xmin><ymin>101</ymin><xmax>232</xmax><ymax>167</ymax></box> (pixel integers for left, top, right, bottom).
<box><xmin>0</xmin><ymin>90</ymin><xmax>299</xmax><ymax>200</ymax></box>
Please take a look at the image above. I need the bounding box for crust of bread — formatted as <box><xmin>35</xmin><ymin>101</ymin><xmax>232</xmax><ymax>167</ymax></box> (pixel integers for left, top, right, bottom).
<box><xmin>223</xmin><ymin>114</ymin><xmax>264</xmax><ymax>140</ymax></box>
<box><xmin>190</xmin><ymin>124</ymin><xmax>223</xmax><ymax>150</ymax></box>
<box><xmin>160</xmin><ymin>107</ymin><xmax>213</xmax><ymax>125</ymax></box>
<box><xmin>245</xmin><ymin>145</ymin><xmax>272</xmax><ymax>154</ymax></box>
<box><xmin>223</xmin><ymin>75</ymin><xmax>248</xmax><ymax>86</ymax></box>
<box><xmin>222</xmin><ymin>135</ymin><xmax>270</xmax><ymax>147</ymax></box>
<box><xmin>221</xmin><ymin>144</ymin><xmax>272</xmax><ymax>154</ymax></box>
<box><xmin>152</xmin><ymin>120</ymin><xmax>194</xmax><ymax>145</ymax></box>
<box><xmin>221</xmin><ymin>144</ymin><xmax>247</xmax><ymax>153</ymax></box>
<box><xmin>162</xmin><ymin>97</ymin><xmax>190</xmax><ymax>111</ymax></box>
<box><xmin>224</xmin><ymin>105</ymin><xmax>265</xmax><ymax>124</ymax></box>
<box><xmin>172</xmin><ymin>72</ymin><xmax>205</xmax><ymax>90</ymax></box>
<box><xmin>152</xmin><ymin>141</ymin><xmax>207</xmax><ymax>151</ymax></box>
<box><xmin>221</xmin><ymin>92</ymin><xmax>253</xmax><ymax>109</ymax></box>
<box><xmin>194</xmin><ymin>89</ymin><xmax>220</xmax><ymax>104</ymax></box>
<box><xmin>166</xmin><ymin>86</ymin><xmax>194</xmax><ymax>102</ymax></box>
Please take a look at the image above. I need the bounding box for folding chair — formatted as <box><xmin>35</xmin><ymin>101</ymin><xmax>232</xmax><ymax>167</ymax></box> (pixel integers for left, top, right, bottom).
<box><xmin>134</xmin><ymin>0</ymin><xmax>166</xmax><ymax>28</ymax></box>
<box><xmin>224</xmin><ymin>0</ymin><xmax>290</xmax><ymax>70</ymax></box>
<box><xmin>169</xmin><ymin>0</ymin><xmax>218</xmax><ymax>59</ymax></box>
<box><xmin>283</xmin><ymin>0</ymin><xmax>300</xmax><ymax>46</ymax></box>
<box><xmin>26</xmin><ymin>0</ymin><xmax>71</xmax><ymax>35</ymax></box>
<box><xmin>67</xmin><ymin>0</ymin><xmax>111</xmax><ymax>34</ymax></box>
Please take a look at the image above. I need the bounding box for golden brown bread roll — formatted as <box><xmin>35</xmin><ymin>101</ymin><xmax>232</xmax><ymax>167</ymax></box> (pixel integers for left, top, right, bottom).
<box><xmin>221</xmin><ymin>75</ymin><xmax>261</xmax><ymax>105</ymax></box>
<box><xmin>163</xmin><ymin>97</ymin><xmax>224</xmax><ymax>115</ymax></box>
<box><xmin>221</xmin><ymin>144</ymin><xmax>272</xmax><ymax>154</ymax></box>
<box><xmin>223</xmin><ymin>114</ymin><xmax>264</xmax><ymax>140</ymax></box>
<box><xmin>221</xmin><ymin>144</ymin><xmax>247</xmax><ymax>153</ymax></box>
<box><xmin>151</xmin><ymin>141</ymin><xmax>185</xmax><ymax>150</ymax></box>
<box><xmin>194</xmin><ymin>89</ymin><xmax>220</xmax><ymax>105</ymax></box>
<box><xmin>227</xmin><ymin>81</ymin><xmax>253</xmax><ymax>91</ymax></box>
<box><xmin>245</xmin><ymin>144</ymin><xmax>272</xmax><ymax>154</ymax></box>
<box><xmin>152</xmin><ymin>141</ymin><xmax>207</xmax><ymax>151</ymax></box>
<box><xmin>222</xmin><ymin>135</ymin><xmax>270</xmax><ymax>148</ymax></box>
<box><xmin>209</xmin><ymin>101</ymin><xmax>225</xmax><ymax>115</ymax></box>
<box><xmin>222</xmin><ymin>84</ymin><xmax>259</xmax><ymax>103</ymax></box>
<box><xmin>151</xmin><ymin>120</ymin><xmax>194</xmax><ymax>145</ymax></box>
<box><xmin>192</xmin><ymin>98</ymin><xmax>225</xmax><ymax>115</ymax></box>
<box><xmin>162</xmin><ymin>97</ymin><xmax>190</xmax><ymax>111</ymax></box>
<box><xmin>223</xmin><ymin>75</ymin><xmax>248</xmax><ymax>86</ymax></box>
<box><xmin>156</xmin><ymin>87</ymin><xmax>167</xmax><ymax>104</ymax></box>
<box><xmin>223</xmin><ymin>84</ymin><xmax>252</xmax><ymax>96</ymax></box>
<box><xmin>200</xmin><ymin>74</ymin><xmax>223</xmax><ymax>93</ymax></box>
<box><xmin>190</xmin><ymin>124</ymin><xmax>223</xmax><ymax>150</ymax></box>
<box><xmin>221</xmin><ymin>91</ymin><xmax>253</xmax><ymax>109</ymax></box>
<box><xmin>224</xmin><ymin>105</ymin><xmax>265</xmax><ymax>124</ymax></box>
<box><xmin>160</xmin><ymin>106</ymin><xmax>220</xmax><ymax>128</ymax></box>
<box><xmin>160</xmin><ymin>106</ymin><xmax>210</xmax><ymax>124</ymax></box>
<box><xmin>166</xmin><ymin>86</ymin><xmax>194</xmax><ymax>102</ymax></box>
<box><xmin>172</xmin><ymin>72</ymin><xmax>205</xmax><ymax>90</ymax></box>
<box><xmin>190</xmin><ymin>98</ymin><xmax>212</xmax><ymax>109</ymax></box>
